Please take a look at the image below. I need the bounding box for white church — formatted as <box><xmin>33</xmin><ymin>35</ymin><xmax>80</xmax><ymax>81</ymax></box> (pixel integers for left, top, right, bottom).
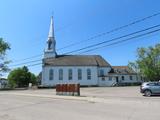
<box><xmin>41</xmin><ymin>17</ymin><xmax>142</xmax><ymax>87</ymax></box>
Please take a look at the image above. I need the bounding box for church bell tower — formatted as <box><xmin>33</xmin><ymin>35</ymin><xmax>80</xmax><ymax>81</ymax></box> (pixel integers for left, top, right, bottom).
<box><xmin>44</xmin><ymin>16</ymin><xmax>57</xmax><ymax>58</ymax></box>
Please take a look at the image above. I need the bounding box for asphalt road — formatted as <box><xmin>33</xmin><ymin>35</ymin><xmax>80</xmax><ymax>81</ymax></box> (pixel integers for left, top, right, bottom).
<box><xmin>0</xmin><ymin>87</ymin><xmax>160</xmax><ymax>120</ymax></box>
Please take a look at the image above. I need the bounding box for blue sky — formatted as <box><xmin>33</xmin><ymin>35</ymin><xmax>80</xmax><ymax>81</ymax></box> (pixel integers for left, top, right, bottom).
<box><xmin>0</xmin><ymin>0</ymin><xmax>160</xmax><ymax>76</ymax></box>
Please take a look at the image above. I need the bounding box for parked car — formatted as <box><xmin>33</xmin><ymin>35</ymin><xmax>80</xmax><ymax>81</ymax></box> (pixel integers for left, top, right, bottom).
<box><xmin>140</xmin><ymin>82</ymin><xmax>160</xmax><ymax>96</ymax></box>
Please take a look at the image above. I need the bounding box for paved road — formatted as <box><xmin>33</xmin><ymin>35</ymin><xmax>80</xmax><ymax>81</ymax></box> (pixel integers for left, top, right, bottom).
<box><xmin>0</xmin><ymin>87</ymin><xmax>160</xmax><ymax>120</ymax></box>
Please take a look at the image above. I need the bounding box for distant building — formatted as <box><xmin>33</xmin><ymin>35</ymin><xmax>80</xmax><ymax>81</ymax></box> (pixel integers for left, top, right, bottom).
<box><xmin>41</xmin><ymin>17</ymin><xmax>141</xmax><ymax>87</ymax></box>
<box><xmin>0</xmin><ymin>78</ymin><xmax>8</xmax><ymax>88</ymax></box>
<box><xmin>106</xmin><ymin>66</ymin><xmax>142</xmax><ymax>86</ymax></box>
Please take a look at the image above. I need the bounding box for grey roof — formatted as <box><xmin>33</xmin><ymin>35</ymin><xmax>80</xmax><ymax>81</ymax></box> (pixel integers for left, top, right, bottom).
<box><xmin>43</xmin><ymin>55</ymin><xmax>111</xmax><ymax>67</ymax></box>
<box><xmin>109</xmin><ymin>66</ymin><xmax>136</xmax><ymax>74</ymax></box>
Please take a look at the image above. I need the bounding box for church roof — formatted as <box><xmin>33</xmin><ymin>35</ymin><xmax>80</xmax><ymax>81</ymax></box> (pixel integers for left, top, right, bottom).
<box><xmin>43</xmin><ymin>55</ymin><xmax>111</xmax><ymax>67</ymax></box>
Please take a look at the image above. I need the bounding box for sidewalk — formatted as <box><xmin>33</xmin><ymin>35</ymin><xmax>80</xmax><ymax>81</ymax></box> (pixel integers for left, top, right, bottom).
<box><xmin>0</xmin><ymin>92</ymin><xmax>101</xmax><ymax>102</ymax></box>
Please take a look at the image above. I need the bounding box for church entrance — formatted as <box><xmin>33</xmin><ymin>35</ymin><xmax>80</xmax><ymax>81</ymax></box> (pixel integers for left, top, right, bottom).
<box><xmin>116</xmin><ymin>77</ymin><xmax>119</xmax><ymax>83</ymax></box>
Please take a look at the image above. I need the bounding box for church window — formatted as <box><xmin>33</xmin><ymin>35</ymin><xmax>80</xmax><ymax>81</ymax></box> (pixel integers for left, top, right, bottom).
<box><xmin>122</xmin><ymin>76</ymin><xmax>125</xmax><ymax>80</ymax></box>
<box><xmin>99</xmin><ymin>69</ymin><xmax>105</xmax><ymax>76</ymax></box>
<box><xmin>102</xmin><ymin>77</ymin><xmax>105</xmax><ymax>81</ymax></box>
<box><xmin>109</xmin><ymin>76</ymin><xmax>112</xmax><ymax>81</ymax></box>
<box><xmin>48</xmin><ymin>40</ymin><xmax>52</xmax><ymax>50</ymax></box>
<box><xmin>78</xmin><ymin>69</ymin><xmax>82</xmax><ymax>80</ymax></box>
<box><xmin>68</xmin><ymin>69</ymin><xmax>72</xmax><ymax>80</ymax></box>
<box><xmin>59</xmin><ymin>69</ymin><xmax>63</xmax><ymax>80</ymax></box>
<box><xmin>49</xmin><ymin>69</ymin><xmax>54</xmax><ymax>80</ymax></box>
<box><xmin>87</xmin><ymin>69</ymin><xmax>91</xmax><ymax>80</ymax></box>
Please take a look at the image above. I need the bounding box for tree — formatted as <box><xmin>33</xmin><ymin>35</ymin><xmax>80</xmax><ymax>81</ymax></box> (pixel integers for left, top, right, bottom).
<box><xmin>29</xmin><ymin>72</ymin><xmax>37</xmax><ymax>85</ymax></box>
<box><xmin>0</xmin><ymin>38</ymin><xmax>10</xmax><ymax>76</ymax></box>
<box><xmin>129</xmin><ymin>44</ymin><xmax>160</xmax><ymax>81</ymax></box>
<box><xmin>37</xmin><ymin>72</ymin><xmax>42</xmax><ymax>85</ymax></box>
<box><xmin>8</xmin><ymin>66</ymin><xmax>37</xmax><ymax>88</ymax></box>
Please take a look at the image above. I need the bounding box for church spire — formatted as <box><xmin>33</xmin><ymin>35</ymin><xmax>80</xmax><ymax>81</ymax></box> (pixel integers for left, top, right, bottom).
<box><xmin>44</xmin><ymin>16</ymin><xmax>57</xmax><ymax>58</ymax></box>
<box><xmin>48</xmin><ymin>16</ymin><xmax>54</xmax><ymax>38</ymax></box>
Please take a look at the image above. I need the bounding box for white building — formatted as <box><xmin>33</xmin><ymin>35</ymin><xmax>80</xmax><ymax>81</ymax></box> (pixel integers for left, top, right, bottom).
<box><xmin>0</xmin><ymin>78</ymin><xmax>8</xmax><ymax>89</ymax></box>
<box><xmin>41</xmin><ymin>17</ymin><xmax>142</xmax><ymax>87</ymax></box>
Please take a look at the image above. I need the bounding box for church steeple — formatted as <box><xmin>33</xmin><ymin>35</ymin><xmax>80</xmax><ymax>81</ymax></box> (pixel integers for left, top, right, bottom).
<box><xmin>48</xmin><ymin>16</ymin><xmax>54</xmax><ymax>38</ymax></box>
<box><xmin>44</xmin><ymin>16</ymin><xmax>57</xmax><ymax>58</ymax></box>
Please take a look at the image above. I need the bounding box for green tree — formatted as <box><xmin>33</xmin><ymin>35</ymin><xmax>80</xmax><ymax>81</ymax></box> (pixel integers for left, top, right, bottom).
<box><xmin>0</xmin><ymin>38</ymin><xmax>10</xmax><ymax>76</ymax></box>
<box><xmin>129</xmin><ymin>44</ymin><xmax>160</xmax><ymax>81</ymax></box>
<box><xmin>29</xmin><ymin>72</ymin><xmax>37</xmax><ymax>85</ymax></box>
<box><xmin>8</xmin><ymin>66</ymin><xmax>37</xmax><ymax>88</ymax></box>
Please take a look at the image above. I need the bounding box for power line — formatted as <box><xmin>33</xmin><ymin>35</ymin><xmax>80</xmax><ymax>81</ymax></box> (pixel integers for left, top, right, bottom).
<box><xmin>10</xmin><ymin>12</ymin><xmax>160</xmax><ymax>64</ymax></box>
<box><xmin>10</xmin><ymin>59</ymin><xmax>41</xmax><ymax>67</ymax></box>
<box><xmin>11</xmin><ymin>25</ymin><xmax>72</xmax><ymax>62</ymax></box>
<box><xmin>12</xmin><ymin>27</ymin><xmax>160</xmax><ymax>68</ymax></box>
<box><xmin>63</xmin><ymin>24</ymin><xmax>160</xmax><ymax>54</ymax></box>
<box><xmin>79</xmin><ymin>29</ymin><xmax>160</xmax><ymax>54</ymax></box>
<box><xmin>27</xmin><ymin>63</ymin><xmax>42</xmax><ymax>67</ymax></box>
<box><xmin>9</xmin><ymin>24</ymin><xmax>160</xmax><ymax>68</ymax></box>
<box><xmin>10</xmin><ymin>63</ymin><xmax>42</xmax><ymax>69</ymax></box>
<box><xmin>12</xmin><ymin>54</ymin><xmax>42</xmax><ymax>63</ymax></box>
<box><xmin>57</xmin><ymin>11</ymin><xmax>160</xmax><ymax>51</ymax></box>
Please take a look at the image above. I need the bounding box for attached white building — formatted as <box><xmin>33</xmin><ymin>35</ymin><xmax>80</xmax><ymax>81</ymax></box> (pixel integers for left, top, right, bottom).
<box><xmin>41</xmin><ymin>17</ymin><xmax>142</xmax><ymax>87</ymax></box>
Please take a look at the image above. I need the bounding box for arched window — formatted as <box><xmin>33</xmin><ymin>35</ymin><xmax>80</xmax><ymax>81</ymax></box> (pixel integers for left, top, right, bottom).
<box><xmin>78</xmin><ymin>69</ymin><xmax>82</xmax><ymax>80</ymax></box>
<box><xmin>48</xmin><ymin>40</ymin><xmax>52</xmax><ymax>50</ymax></box>
<box><xmin>122</xmin><ymin>76</ymin><xmax>124</xmax><ymax>80</ymax></box>
<box><xmin>59</xmin><ymin>69</ymin><xmax>63</xmax><ymax>80</ymax></box>
<box><xmin>49</xmin><ymin>69</ymin><xmax>54</xmax><ymax>80</ymax></box>
<box><xmin>87</xmin><ymin>69</ymin><xmax>91</xmax><ymax>80</ymax></box>
<box><xmin>68</xmin><ymin>69</ymin><xmax>72</xmax><ymax>80</ymax></box>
